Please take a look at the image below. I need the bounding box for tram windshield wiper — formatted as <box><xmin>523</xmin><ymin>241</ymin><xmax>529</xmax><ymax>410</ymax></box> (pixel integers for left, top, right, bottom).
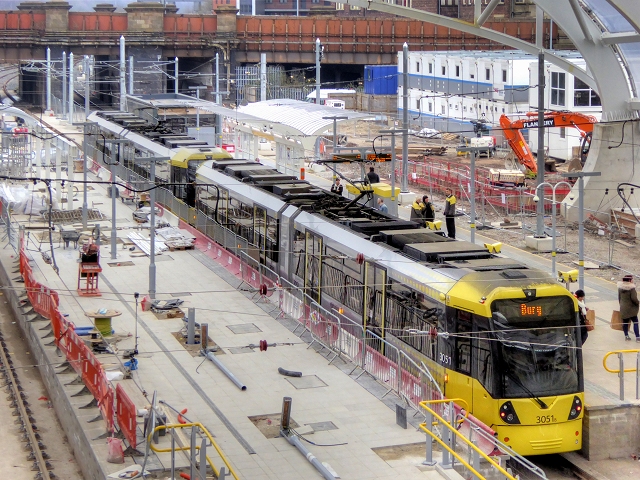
<box><xmin>504</xmin><ymin>367</ymin><xmax>549</xmax><ymax>409</ymax></box>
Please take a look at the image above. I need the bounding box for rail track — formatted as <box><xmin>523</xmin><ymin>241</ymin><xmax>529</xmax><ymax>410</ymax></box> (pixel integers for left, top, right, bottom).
<box><xmin>0</xmin><ymin>309</ymin><xmax>53</xmax><ymax>479</ymax></box>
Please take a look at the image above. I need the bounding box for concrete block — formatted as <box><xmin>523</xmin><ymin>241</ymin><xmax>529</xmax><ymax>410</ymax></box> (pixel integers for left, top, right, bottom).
<box><xmin>525</xmin><ymin>235</ymin><xmax>553</xmax><ymax>252</ymax></box>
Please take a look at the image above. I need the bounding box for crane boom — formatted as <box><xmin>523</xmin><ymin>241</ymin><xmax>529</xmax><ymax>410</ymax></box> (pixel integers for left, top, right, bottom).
<box><xmin>500</xmin><ymin>111</ymin><xmax>597</xmax><ymax>174</ymax></box>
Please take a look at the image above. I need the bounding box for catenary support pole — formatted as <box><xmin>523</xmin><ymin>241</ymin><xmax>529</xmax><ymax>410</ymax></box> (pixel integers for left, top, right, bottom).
<box><xmin>68</xmin><ymin>53</ymin><xmax>74</xmax><ymax>123</ymax></box>
<box><xmin>470</xmin><ymin>149</ymin><xmax>476</xmax><ymax>243</ymax></box>
<box><xmin>174</xmin><ymin>57</ymin><xmax>179</xmax><ymax>94</ymax></box>
<box><xmin>536</xmin><ymin>7</ymin><xmax>546</xmax><ymax>238</ymax></box>
<box><xmin>260</xmin><ymin>53</ymin><xmax>267</xmax><ymax>102</ymax></box>
<box><xmin>120</xmin><ymin>36</ymin><xmax>126</xmax><ymax>111</ymax></box>
<box><xmin>62</xmin><ymin>51</ymin><xmax>66</xmax><ymax>119</ymax></box>
<box><xmin>46</xmin><ymin>48</ymin><xmax>51</xmax><ymax>112</ymax></box>
<box><xmin>129</xmin><ymin>56</ymin><xmax>134</xmax><ymax>95</ymax></box>
<box><xmin>84</xmin><ymin>56</ymin><xmax>90</xmax><ymax>118</ymax></box>
<box><xmin>402</xmin><ymin>42</ymin><xmax>409</xmax><ymax>193</ymax></box>
<box><xmin>150</xmin><ymin>159</ymin><xmax>157</xmax><ymax>297</ymax></box>
<box><xmin>82</xmin><ymin>123</ymin><xmax>88</xmax><ymax>228</ymax></box>
<box><xmin>315</xmin><ymin>38</ymin><xmax>321</xmax><ymax>105</ymax></box>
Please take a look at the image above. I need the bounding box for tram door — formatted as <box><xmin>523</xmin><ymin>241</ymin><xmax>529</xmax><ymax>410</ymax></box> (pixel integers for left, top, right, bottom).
<box><xmin>364</xmin><ymin>262</ymin><xmax>386</xmax><ymax>337</ymax></box>
<box><xmin>304</xmin><ymin>232</ymin><xmax>322</xmax><ymax>303</ymax></box>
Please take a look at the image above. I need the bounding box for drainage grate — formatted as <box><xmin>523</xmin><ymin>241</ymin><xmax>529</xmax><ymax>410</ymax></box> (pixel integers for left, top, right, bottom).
<box><xmin>171</xmin><ymin>292</ymin><xmax>192</xmax><ymax>297</ymax></box>
<box><xmin>107</xmin><ymin>261</ymin><xmax>135</xmax><ymax>267</ymax></box>
<box><xmin>286</xmin><ymin>375</ymin><xmax>327</xmax><ymax>389</ymax></box>
<box><xmin>227</xmin><ymin>323</ymin><xmax>262</xmax><ymax>334</ymax></box>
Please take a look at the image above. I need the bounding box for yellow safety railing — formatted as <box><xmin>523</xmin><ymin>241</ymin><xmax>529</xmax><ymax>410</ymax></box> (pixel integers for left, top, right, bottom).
<box><xmin>148</xmin><ymin>422</ymin><xmax>240</xmax><ymax>480</ymax></box>
<box><xmin>602</xmin><ymin>349</ymin><xmax>640</xmax><ymax>401</ymax></box>
<box><xmin>419</xmin><ymin>399</ymin><xmax>516</xmax><ymax>480</ymax></box>
<box><xmin>603</xmin><ymin>349</ymin><xmax>640</xmax><ymax>373</ymax></box>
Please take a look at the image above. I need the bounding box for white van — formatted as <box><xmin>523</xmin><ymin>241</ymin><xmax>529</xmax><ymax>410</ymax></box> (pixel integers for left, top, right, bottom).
<box><xmin>306</xmin><ymin>89</ymin><xmax>355</xmax><ymax>105</ymax></box>
<box><xmin>325</xmin><ymin>99</ymin><xmax>346</xmax><ymax>109</ymax></box>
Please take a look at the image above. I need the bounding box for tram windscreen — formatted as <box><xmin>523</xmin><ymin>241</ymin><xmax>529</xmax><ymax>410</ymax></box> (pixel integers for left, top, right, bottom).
<box><xmin>491</xmin><ymin>296</ymin><xmax>579</xmax><ymax>398</ymax></box>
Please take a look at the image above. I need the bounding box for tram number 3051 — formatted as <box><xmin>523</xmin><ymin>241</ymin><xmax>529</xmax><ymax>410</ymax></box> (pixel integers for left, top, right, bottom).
<box><xmin>439</xmin><ymin>354</ymin><xmax>452</xmax><ymax>365</ymax></box>
<box><xmin>536</xmin><ymin>415</ymin><xmax>557</xmax><ymax>424</ymax></box>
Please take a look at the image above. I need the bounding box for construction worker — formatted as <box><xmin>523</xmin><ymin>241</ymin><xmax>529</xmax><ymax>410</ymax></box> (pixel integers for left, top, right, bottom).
<box><xmin>444</xmin><ymin>188</ymin><xmax>457</xmax><ymax>239</ymax></box>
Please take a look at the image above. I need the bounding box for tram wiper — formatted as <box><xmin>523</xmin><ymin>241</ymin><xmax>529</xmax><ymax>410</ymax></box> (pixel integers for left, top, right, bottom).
<box><xmin>504</xmin><ymin>368</ymin><xmax>549</xmax><ymax>409</ymax></box>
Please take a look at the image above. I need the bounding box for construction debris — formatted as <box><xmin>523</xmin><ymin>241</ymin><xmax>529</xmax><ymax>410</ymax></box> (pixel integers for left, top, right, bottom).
<box><xmin>127</xmin><ymin>232</ymin><xmax>167</xmax><ymax>255</ymax></box>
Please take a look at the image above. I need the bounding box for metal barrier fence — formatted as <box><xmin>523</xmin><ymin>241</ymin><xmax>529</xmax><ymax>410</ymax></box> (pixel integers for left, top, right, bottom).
<box><xmin>603</xmin><ymin>349</ymin><xmax>640</xmax><ymax>401</ymax></box>
<box><xmin>17</xmin><ymin>235</ymin><xmax>137</xmax><ymax>455</ymax></box>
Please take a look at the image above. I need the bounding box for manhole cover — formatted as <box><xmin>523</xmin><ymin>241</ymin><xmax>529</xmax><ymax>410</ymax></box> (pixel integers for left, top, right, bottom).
<box><xmin>372</xmin><ymin>442</ymin><xmax>430</xmax><ymax>461</ymax></box>
<box><xmin>286</xmin><ymin>375</ymin><xmax>327</xmax><ymax>389</ymax></box>
<box><xmin>228</xmin><ymin>346</ymin><xmax>255</xmax><ymax>354</ymax></box>
<box><xmin>306</xmin><ymin>421</ymin><xmax>337</xmax><ymax>432</ymax></box>
<box><xmin>107</xmin><ymin>261</ymin><xmax>135</xmax><ymax>267</ymax></box>
<box><xmin>248</xmin><ymin>413</ymin><xmax>299</xmax><ymax>439</ymax></box>
<box><xmin>227</xmin><ymin>323</ymin><xmax>262</xmax><ymax>334</ymax></box>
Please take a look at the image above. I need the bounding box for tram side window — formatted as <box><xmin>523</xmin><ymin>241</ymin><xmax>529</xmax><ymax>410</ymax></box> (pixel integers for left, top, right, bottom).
<box><xmin>474</xmin><ymin>334</ymin><xmax>495</xmax><ymax>396</ymax></box>
<box><xmin>227</xmin><ymin>197</ymin><xmax>254</xmax><ymax>242</ymax></box>
<box><xmin>456</xmin><ymin>311</ymin><xmax>472</xmax><ymax>375</ymax></box>
<box><xmin>292</xmin><ymin>229</ymin><xmax>305</xmax><ymax>278</ymax></box>
<box><xmin>266</xmin><ymin>214</ymin><xmax>278</xmax><ymax>262</ymax></box>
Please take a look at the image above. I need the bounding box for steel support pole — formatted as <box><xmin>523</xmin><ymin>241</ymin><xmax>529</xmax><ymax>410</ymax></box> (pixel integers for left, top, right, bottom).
<box><xmin>470</xmin><ymin>149</ymin><xmax>476</xmax><ymax>244</ymax></box>
<box><xmin>62</xmin><ymin>52</ymin><xmax>66</xmax><ymax>119</ymax></box>
<box><xmin>84</xmin><ymin>56</ymin><xmax>90</xmax><ymax>118</ymax></box>
<box><xmin>46</xmin><ymin>48</ymin><xmax>51</xmax><ymax>112</ymax></box>
<box><xmin>260</xmin><ymin>53</ymin><xmax>267</xmax><ymax>102</ymax></box>
<box><xmin>391</xmin><ymin>132</ymin><xmax>396</xmax><ymax>199</ymax></box>
<box><xmin>174</xmin><ymin>57</ymin><xmax>179</xmax><ymax>94</ymax></box>
<box><xmin>129</xmin><ymin>56</ymin><xmax>134</xmax><ymax>95</ymax></box>
<box><xmin>82</xmin><ymin>123</ymin><xmax>88</xmax><ymax>228</ymax></box>
<box><xmin>402</xmin><ymin>42</ymin><xmax>409</xmax><ymax>193</ymax></box>
<box><xmin>120</xmin><ymin>36</ymin><xmax>126</xmax><ymax>111</ymax></box>
<box><xmin>315</xmin><ymin>38</ymin><xmax>321</xmax><ymax>105</ymax></box>
<box><xmin>187</xmin><ymin>307</ymin><xmax>195</xmax><ymax>344</ymax></box>
<box><xmin>536</xmin><ymin>8</ymin><xmax>546</xmax><ymax>237</ymax></box>
<box><xmin>68</xmin><ymin>52</ymin><xmax>74</xmax><ymax>124</ymax></box>
<box><xmin>215</xmin><ymin>53</ymin><xmax>221</xmax><ymax>105</ymax></box>
<box><xmin>150</xmin><ymin>160</ymin><xmax>156</xmax><ymax>298</ymax></box>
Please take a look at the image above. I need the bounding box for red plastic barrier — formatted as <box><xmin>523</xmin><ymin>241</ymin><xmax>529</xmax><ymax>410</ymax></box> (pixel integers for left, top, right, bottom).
<box><xmin>65</xmin><ymin>330</ymin><xmax>86</xmax><ymax>375</ymax></box>
<box><xmin>116</xmin><ymin>384</ymin><xmax>137</xmax><ymax>450</ymax></box>
<box><xmin>100</xmin><ymin>386</ymin><xmax>115</xmax><ymax>434</ymax></box>
<box><xmin>82</xmin><ymin>346</ymin><xmax>104</xmax><ymax>400</ymax></box>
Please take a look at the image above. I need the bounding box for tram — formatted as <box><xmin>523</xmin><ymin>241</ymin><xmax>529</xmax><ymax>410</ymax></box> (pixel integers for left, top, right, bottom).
<box><xmin>194</xmin><ymin>158</ymin><xmax>584</xmax><ymax>456</ymax></box>
<box><xmin>86</xmin><ymin>111</ymin><xmax>233</xmax><ymax>203</ymax></box>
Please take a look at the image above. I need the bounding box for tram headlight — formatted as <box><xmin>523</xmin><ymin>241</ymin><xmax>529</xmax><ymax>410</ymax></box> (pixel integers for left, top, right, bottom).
<box><xmin>499</xmin><ymin>401</ymin><xmax>521</xmax><ymax>425</ymax></box>
<box><xmin>568</xmin><ymin>396</ymin><xmax>583</xmax><ymax>420</ymax></box>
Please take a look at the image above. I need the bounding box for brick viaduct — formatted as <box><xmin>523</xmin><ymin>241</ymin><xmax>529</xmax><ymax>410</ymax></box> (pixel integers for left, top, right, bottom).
<box><xmin>0</xmin><ymin>1</ymin><xmax>564</xmax><ymax>107</ymax></box>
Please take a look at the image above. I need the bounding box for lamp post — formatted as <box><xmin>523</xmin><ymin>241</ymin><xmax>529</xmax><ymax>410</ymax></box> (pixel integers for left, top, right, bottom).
<box><xmin>134</xmin><ymin>156</ymin><xmax>170</xmax><ymax>299</ymax></box>
<box><xmin>562</xmin><ymin>172</ymin><xmax>601</xmax><ymax>291</ymax></box>
<box><xmin>533</xmin><ymin>181</ymin><xmax>572</xmax><ymax>277</ymax></box>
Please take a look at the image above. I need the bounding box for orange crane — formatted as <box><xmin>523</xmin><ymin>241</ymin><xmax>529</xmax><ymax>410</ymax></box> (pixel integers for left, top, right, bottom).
<box><xmin>499</xmin><ymin>111</ymin><xmax>597</xmax><ymax>173</ymax></box>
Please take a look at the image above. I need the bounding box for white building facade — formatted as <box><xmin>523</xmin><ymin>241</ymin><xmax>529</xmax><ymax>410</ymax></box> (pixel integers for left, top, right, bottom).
<box><xmin>527</xmin><ymin>58</ymin><xmax>602</xmax><ymax>161</ymax></box>
<box><xmin>398</xmin><ymin>51</ymin><xmax>602</xmax><ymax>161</ymax></box>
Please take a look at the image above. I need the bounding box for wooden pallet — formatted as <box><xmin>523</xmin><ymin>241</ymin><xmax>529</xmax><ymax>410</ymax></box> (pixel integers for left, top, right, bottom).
<box><xmin>165</xmin><ymin>241</ymin><xmax>195</xmax><ymax>251</ymax></box>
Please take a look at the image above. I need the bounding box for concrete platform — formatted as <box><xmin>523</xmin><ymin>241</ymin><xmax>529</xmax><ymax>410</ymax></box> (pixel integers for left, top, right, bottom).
<box><xmin>0</xmin><ymin>119</ymin><xmax>451</xmax><ymax>479</ymax></box>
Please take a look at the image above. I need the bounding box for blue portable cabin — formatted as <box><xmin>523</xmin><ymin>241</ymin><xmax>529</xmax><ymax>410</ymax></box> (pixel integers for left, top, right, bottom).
<box><xmin>364</xmin><ymin>65</ymin><xmax>398</xmax><ymax>95</ymax></box>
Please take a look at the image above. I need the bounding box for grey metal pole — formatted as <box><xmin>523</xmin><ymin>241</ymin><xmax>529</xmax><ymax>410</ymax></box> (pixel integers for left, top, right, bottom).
<box><xmin>174</xmin><ymin>57</ymin><xmax>179</xmax><ymax>94</ymax></box>
<box><xmin>46</xmin><ymin>48</ymin><xmax>51</xmax><ymax>112</ymax></box>
<box><xmin>315</xmin><ymin>38</ymin><xmax>321</xmax><ymax>105</ymax></box>
<box><xmin>68</xmin><ymin>52</ymin><xmax>74</xmax><ymax>123</ymax></box>
<box><xmin>260</xmin><ymin>53</ymin><xmax>267</xmax><ymax>102</ymax></box>
<box><xmin>62</xmin><ymin>51</ymin><xmax>67</xmax><ymax>119</ymax></box>
<box><xmin>129</xmin><ymin>56</ymin><xmax>134</xmax><ymax>95</ymax></box>
<box><xmin>563</xmin><ymin>172</ymin><xmax>600</xmax><ymax>290</ymax></box>
<box><xmin>82</xmin><ymin>123</ymin><xmax>88</xmax><ymax>228</ymax></box>
<box><xmin>120</xmin><ymin>36</ymin><xmax>126</xmax><ymax>111</ymax></box>
<box><xmin>150</xmin><ymin>160</ymin><xmax>156</xmax><ymax>298</ymax></box>
<box><xmin>84</xmin><ymin>56</ymin><xmax>90</xmax><ymax>118</ymax></box>
<box><xmin>187</xmin><ymin>307</ymin><xmax>195</xmax><ymax>344</ymax></box>
<box><xmin>285</xmin><ymin>433</ymin><xmax>336</xmax><ymax>480</ymax></box>
<box><xmin>391</xmin><ymin>132</ymin><xmax>396</xmax><ymax>199</ymax></box>
<box><xmin>402</xmin><ymin>42</ymin><xmax>409</xmax><ymax>193</ymax></box>
<box><xmin>108</xmin><ymin>140</ymin><xmax>127</xmax><ymax>260</ymax></box>
<box><xmin>536</xmin><ymin>13</ymin><xmax>546</xmax><ymax>237</ymax></box>
<box><xmin>215</xmin><ymin>53</ymin><xmax>221</xmax><ymax>105</ymax></box>
<box><xmin>470</xmin><ymin>149</ymin><xmax>476</xmax><ymax>244</ymax></box>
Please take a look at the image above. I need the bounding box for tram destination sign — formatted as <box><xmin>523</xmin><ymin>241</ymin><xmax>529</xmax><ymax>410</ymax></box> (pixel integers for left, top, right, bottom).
<box><xmin>522</xmin><ymin>118</ymin><xmax>556</xmax><ymax>129</ymax></box>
